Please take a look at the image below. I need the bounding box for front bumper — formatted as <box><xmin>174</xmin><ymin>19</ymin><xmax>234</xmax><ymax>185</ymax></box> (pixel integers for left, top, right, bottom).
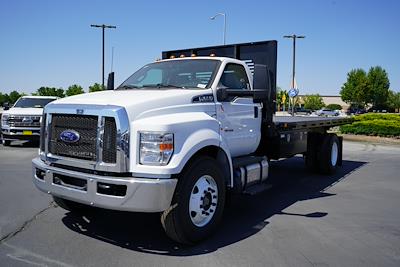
<box><xmin>2</xmin><ymin>127</ymin><xmax>40</xmax><ymax>141</ymax></box>
<box><xmin>32</xmin><ymin>157</ymin><xmax>177</xmax><ymax>212</ymax></box>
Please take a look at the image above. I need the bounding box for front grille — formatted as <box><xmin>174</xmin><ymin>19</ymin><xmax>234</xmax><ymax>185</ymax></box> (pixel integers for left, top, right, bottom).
<box><xmin>8</xmin><ymin>115</ymin><xmax>41</xmax><ymax>127</ymax></box>
<box><xmin>103</xmin><ymin>117</ymin><xmax>117</xmax><ymax>163</ymax></box>
<box><xmin>49</xmin><ymin>114</ymin><xmax>98</xmax><ymax>161</ymax></box>
<box><xmin>40</xmin><ymin>113</ymin><xmax>46</xmax><ymax>152</ymax></box>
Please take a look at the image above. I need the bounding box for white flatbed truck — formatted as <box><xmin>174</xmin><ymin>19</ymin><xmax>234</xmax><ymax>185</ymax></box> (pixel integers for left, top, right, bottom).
<box><xmin>32</xmin><ymin>40</ymin><xmax>352</xmax><ymax>244</ymax></box>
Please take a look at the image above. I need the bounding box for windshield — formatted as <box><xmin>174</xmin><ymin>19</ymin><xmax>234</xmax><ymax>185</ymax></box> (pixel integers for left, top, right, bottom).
<box><xmin>117</xmin><ymin>59</ymin><xmax>220</xmax><ymax>90</ymax></box>
<box><xmin>13</xmin><ymin>98</ymin><xmax>56</xmax><ymax>108</ymax></box>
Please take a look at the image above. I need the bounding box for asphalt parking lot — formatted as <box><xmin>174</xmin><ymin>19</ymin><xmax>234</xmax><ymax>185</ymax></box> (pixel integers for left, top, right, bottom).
<box><xmin>0</xmin><ymin>141</ymin><xmax>399</xmax><ymax>266</ymax></box>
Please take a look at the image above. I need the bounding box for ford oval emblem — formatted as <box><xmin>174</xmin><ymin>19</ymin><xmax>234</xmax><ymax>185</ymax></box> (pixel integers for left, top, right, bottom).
<box><xmin>60</xmin><ymin>130</ymin><xmax>80</xmax><ymax>143</ymax></box>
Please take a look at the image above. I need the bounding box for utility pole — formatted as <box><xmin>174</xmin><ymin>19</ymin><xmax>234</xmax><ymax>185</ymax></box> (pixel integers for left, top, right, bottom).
<box><xmin>91</xmin><ymin>24</ymin><xmax>116</xmax><ymax>89</ymax></box>
<box><xmin>210</xmin><ymin>13</ymin><xmax>226</xmax><ymax>45</ymax></box>
<box><xmin>283</xmin><ymin>34</ymin><xmax>305</xmax><ymax>115</ymax></box>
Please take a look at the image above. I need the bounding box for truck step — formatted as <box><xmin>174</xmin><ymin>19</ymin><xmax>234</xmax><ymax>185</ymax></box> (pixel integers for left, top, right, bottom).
<box><xmin>243</xmin><ymin>183</ymin><xmax>272</xmax><ymax>195</ymax></box>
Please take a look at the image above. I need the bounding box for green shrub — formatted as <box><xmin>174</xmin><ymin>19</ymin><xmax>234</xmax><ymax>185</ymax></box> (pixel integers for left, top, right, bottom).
<box><xmin>340</xmin><ymin>116</ymin><xmax>400</xmax><ymax>137</ymax></box>
<box><xmin>326</xmin><ymin>104</ymin><xmax>342</xmax><ymax>110</ymax></box>
<box><xmin>353</xmin><ymin>113</ymin><xmax>400</xmax><ymax>122</ymax></box>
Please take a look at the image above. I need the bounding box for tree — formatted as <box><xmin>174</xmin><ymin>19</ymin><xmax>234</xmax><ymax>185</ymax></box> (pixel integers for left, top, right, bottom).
<box><xmin>66</xmin><ymin>84</ymin><xmax>84</xmax><ymax>96</ymax></box>
<box><xmin>340</xmin><ymin>68</ymin><xmax>370</xmax><ymax>107</ymax></box>
<box><xmin>387</xmin><ymin>90</ymin><xmax>400</xmax><ymax>112</ymax></box>
<box><xmin>303</xmin><ymin>94</ymin><xmax>325</xmax><ymax>110</ymax></box>
<box><xmin>276</xmin><ymin>88</ymin><xmax>289</xmax><ymax>111</ymax></box>
<box><xmin>326</xmin><ymin>104</ymin><xmax>342</xmax><ymax>110</ymax></box>
<box><xmin>8</xmin><ymin>90</ymin><xmax>22</xmax><ymax>104</ymax></box>
<box><xmin>89</xmin><ymin>83</ymin><xmax>104</xmax><ymax>93</ymax></box>
<box><xmin>367</xmin><ymin>66</ymin><xmax>390</xmax><ymax>107</ymax></box>
<box><xmin>34</xmin><ymin>87</ymin><xmax>65</xmax><ymax>97</ymax></box>
<box><xmin>0</xmin><ymin>93</ymin><xmax>10</xmax><ymax>105</ymax></box>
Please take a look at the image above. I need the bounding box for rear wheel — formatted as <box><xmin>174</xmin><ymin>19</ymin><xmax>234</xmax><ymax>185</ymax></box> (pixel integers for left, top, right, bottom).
<box><xmin>161</xmin><ymin>156</ymin><xmax>226</xmax><ymax>245</ymax></box>
<box><xmin>305</xmin><ymin>133</ymin><xmax>320</xmax><ymax>172</ymax></box>
<box><xmin>319</xmin><ymin>134</ymin><xmax>340</xmax><ymax>174</ymax></box>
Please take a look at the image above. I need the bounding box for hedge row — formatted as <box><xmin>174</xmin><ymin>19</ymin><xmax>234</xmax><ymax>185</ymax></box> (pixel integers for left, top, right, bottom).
<box><xmin>340</xmin><ymin>114</ymin><xmax>400</xmax><ymax>137</ymax></box>
<box><xmin>352</xmin><ymin>113</ymin><xmax>400</xmax><ymax>122</ymax></box>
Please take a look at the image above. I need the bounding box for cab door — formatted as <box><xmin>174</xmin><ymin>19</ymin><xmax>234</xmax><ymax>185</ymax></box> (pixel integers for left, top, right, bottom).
<box><xmin>216</xmin><ymin>63</ymin><xmax>262</xmax><ymax>157</ymax></box>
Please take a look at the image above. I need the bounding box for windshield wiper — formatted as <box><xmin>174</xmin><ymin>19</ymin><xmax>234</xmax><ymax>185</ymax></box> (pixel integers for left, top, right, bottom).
<box><xmin>117</xmin><ymin>85</ymin><xmax>141</xmax><ymax>90</ymax></box>
<box><xmin>142</xmin><ymin>83</ymin><xmax>186</xmax><ymax>89</ymax></box>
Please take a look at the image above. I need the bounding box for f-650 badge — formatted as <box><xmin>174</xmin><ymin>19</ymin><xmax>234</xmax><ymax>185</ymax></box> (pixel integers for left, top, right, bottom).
<box><xmin>192</xmin><ymin>94</ymin><xmax>214</xmax><ymax>103</ymax></box>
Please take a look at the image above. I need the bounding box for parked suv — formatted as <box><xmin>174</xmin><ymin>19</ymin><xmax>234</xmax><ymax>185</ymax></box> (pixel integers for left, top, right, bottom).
<box><xmin>316</xmin><ymin>108</ymin><xmax>339</xmax><ymax>116</ymax></box>
<box><xmin>1</xmin><ymin>96</ymin><xmax>57</xmax><ymax>146</ymax></box>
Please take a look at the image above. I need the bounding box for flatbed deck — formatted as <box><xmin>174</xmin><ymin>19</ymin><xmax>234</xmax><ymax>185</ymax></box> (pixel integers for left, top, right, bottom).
<box><xmin>273</xmin><ymin>115</ymin><xmax>353</xmax><ymax>131</ymax></box>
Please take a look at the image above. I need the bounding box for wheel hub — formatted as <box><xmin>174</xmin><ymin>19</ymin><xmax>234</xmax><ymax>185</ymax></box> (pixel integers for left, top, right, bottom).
<box><xmin>189</xmin><ymin>175</ymin><xmax>218</xmax><ymax>227</ymax></box>
<box><xmin>331</xmin><ymin>141</ymin><xmax>338</xmax><ymax>166</ymax></box>
<box><xmin>202</xmin><ymin>192</ymin><xmax>212</xmax><ymax>210</ymax></box>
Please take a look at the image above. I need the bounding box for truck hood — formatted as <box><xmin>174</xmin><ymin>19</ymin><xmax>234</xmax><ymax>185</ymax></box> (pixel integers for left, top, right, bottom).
<box><xmin>2</xmin><ymin>107</ymin><xmax>44</xmax><ymax>116</ymax></box>
<box><xmin>52</xmin><ymin>89</ymin><xmax>214</xmax><ymax>120</ymax></box>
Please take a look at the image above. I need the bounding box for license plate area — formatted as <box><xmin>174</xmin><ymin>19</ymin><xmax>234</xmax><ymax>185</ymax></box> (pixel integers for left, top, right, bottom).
<box><xmin>23</xmin><ymin>130</ymin><xmax>32</xmax><ymax>135</ymax></box>
<box><xmin>53</xmin><ymin>173</ymin><xmax>87</xmax><ymax>191</ymax></box>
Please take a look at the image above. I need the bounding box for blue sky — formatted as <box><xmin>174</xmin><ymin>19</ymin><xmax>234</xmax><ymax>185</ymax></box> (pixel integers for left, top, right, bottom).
<box><xmin>0</xmin><ymin>0</ymin><xmax>399</xmax><ymax>95</ymax></box>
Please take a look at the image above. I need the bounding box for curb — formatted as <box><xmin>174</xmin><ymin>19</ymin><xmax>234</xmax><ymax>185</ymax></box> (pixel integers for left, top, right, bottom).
<box><xmin>339</xmin><ymin>133</ymin><xmax>400</xmax><ymax>145</ymax></box>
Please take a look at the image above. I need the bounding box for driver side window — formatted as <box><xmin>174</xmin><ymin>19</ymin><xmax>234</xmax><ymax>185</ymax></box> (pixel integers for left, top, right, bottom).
<box><xmin>219</xmin><ymin>63</ymin><xmax>250</xmax><ymax>90</ymax></box>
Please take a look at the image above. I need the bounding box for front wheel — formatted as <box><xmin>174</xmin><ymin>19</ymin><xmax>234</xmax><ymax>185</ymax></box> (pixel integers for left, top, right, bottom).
<box><xmin>161</xmin><ymin>156</ymin><xmax>226</xmax><ymax>245</ymax></box>
<box><xmin>2</xmin><ymin>139</ymin><xmax>11</xmax><ymax>146</ymax></box>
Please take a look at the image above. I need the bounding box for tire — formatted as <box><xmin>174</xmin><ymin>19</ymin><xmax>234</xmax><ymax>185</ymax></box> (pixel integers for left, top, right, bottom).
<box><xmin>2</xmin><ymin>140</ymin><xmax>11</xmax><ymax>146</ymax></box>
<box><xmin>305</xmin><ymin>133</ymin><xmax>320</xmax><ymax>172</ymax></box>
<box><xmin>53</xmin><ymin>196</ymin><xmax>89</xmax><ymax>213</ymax></box>
<box><xmin>318</xmin><ymin>134</ymin><xmax>340</xmax><ymax>175</ymax></box>
<box><xmin>161</xmin><ymin>156</ymin><xmax>226</xmax><ymax>245</ymax></box>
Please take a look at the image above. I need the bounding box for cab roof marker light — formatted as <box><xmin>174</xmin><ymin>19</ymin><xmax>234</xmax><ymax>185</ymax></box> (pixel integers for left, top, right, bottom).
<box><xmin>170</xmin><ymin>55</ymin><xmax>176</xmax><ymax>59</ymax></box>
<box><xmin>210</xmin><ymin>53</ymin><xmax>216</xmax><ymax>57</ymax></box>
<box><xmin>191</xmin><ymin>54</ymin><xmax>197</xmax><ymax>57</ymax></box>
<box><xmin>179</xmin><ymin>54</ymin><xmax>185</xmax><ymax>58</ymax></box>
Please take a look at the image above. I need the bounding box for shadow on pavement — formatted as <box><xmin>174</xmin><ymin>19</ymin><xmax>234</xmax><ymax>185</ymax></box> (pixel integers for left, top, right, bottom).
<box><xmin>61</xmin><ymin>157</ymin><xmax>366</xmax><ymax>256</ymax></box>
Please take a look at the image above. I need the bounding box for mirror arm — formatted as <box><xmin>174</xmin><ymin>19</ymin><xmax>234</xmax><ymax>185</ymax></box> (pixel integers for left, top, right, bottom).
<box><xmin>216</xmin><ymin>88</ymin><xmax>267</xmax><ymax>102</ymax></box>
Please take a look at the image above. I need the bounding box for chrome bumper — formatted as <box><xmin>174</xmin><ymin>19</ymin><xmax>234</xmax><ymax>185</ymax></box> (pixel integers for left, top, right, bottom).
<box><xmin>32</xmin><ymin>157</ymin><xmax>177</xmax><ymax>212</ymax></box>
<box><xmin>2</xmin><ymin>127</ymin><xmax>40</xmax><ymax>140</ymax></box>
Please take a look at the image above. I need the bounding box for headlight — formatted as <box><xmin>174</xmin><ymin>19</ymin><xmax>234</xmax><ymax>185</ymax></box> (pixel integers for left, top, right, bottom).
<box><xmin>1</xmin><ymin>114</ymin><xmax>9</xmax><ymax>127</ymax></box>
<box><xmin>140</xmin><ymin>132</ymin><xmax>174</xmax><ymax>165</ymax></box>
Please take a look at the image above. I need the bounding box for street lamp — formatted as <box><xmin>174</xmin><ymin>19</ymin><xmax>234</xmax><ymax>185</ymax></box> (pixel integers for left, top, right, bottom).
<box><xmin>210</xmin><ymin>13</ymin><xmax>226</xmax><ymax>45</ymax></box>
<box><xmin>283</xmin><ymin>34</ymin><xmax>305</xmax><ymax>115</ymax></box>
<box><xmin>91</xmin><ymin>24</ymin><xmax>116</xmax><ymax>89</ymax></box>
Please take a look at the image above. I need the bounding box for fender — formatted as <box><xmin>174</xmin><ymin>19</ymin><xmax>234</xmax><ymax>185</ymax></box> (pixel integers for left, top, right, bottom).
<box><xmin>130</xmin><ymin>112</ymin><xmax>233</xmax><ymax>185</ymax></box>
<box><xmin>174</xmin><ymin>129</ymin><xmax>234</xmax><ymax>187</ymax></box>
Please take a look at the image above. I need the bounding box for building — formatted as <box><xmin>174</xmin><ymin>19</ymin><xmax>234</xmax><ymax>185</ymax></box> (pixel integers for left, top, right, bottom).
<box><xmin>298</xmin><ymin>95</ymin><xmax>349</xmax><ymax>111</ymax></box>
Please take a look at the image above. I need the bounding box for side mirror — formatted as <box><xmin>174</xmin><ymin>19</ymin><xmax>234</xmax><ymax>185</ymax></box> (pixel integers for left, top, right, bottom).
<box><xmin>216</xmin><ymin>88</ymin><xmax>267</xmax><ymax>103</ymax></box>
<box><xmin>216</xmin><ymin>88</ymin><xmax>229</xmax><ymax>102</ymax></box>
<box><xmin>3</xmin><ymin>102</ymin><xmax>10</xmax><ymax>110</ymax></box>
<box><xmin>253</xmin><ymin>91</ymin><xmax>268</xmax><ymax>103</ymax></box>
<box><xmin>107</xmin><ymin>72</ymin><xmax>114</xmax><ymax>90</ymax></box>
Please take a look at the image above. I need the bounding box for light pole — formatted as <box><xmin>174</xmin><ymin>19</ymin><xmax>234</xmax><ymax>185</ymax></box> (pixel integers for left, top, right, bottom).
<box><xmin>91</xmin><ymin>24</ymin><xmax>116</xmax><ymax>89</ymax></box>
<box><xmin>284</xmin><ymin>34</ymin><xmax>305</xmax><ymax>115</ymax></box>
<box><xmin>210</xmin><ymin>13</ymin><xmax>226</xmax><ymax>45</ymax></box>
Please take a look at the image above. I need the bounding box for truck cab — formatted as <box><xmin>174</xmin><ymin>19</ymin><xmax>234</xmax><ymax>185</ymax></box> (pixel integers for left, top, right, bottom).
<box><xmin>1</xmin><ymin>96</ymin><xmax>57</xmax><ymax>146</ymax></box>
<box><xmin>32</xmin><ymin>40</ymin><xmax>350</xmax><ymax>244</ymax></box>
